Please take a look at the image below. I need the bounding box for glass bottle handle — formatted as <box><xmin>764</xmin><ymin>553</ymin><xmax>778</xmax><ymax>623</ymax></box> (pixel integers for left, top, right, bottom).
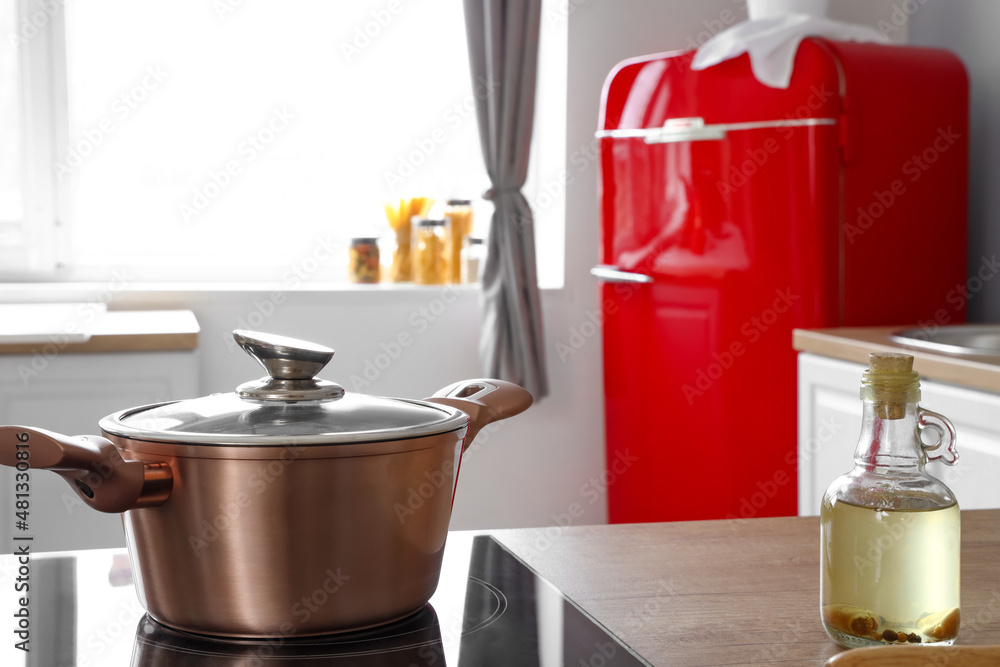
<box><xmin>918</xmin><ymin>407</ymin><xmax>959</xmax><ymax>466</ymax></box>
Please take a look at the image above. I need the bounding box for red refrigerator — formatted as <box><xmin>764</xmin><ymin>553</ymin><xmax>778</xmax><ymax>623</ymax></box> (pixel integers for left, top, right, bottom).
<box><xmin>594</xmin><ymin>38</ymin><xmax>968</xmax><ymax>523</ymax></box>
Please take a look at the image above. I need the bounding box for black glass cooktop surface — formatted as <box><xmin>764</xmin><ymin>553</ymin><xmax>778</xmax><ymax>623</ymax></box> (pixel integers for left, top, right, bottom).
<box><xmin>1</xmin><ymin>534</ymin><xmax>652</xmax><ymax>666</ymax></box>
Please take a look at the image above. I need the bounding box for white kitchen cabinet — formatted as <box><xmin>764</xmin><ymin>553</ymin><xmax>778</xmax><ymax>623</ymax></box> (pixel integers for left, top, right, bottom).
<box><xmin>0</xmin><ymin>311</ymin><xmax>199</xmax><ymax>552</ymax></box>
<box><xmin>798</xmin><ymin>352</ymin><xmax>1000</xmax><ymax>515</ymax></box>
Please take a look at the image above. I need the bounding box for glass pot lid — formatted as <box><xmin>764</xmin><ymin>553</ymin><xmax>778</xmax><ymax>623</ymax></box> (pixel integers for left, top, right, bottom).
<box><xmin>98</xmin><ymin>330</ymin><xmax>468</xmax><ymax>446</ymax></box>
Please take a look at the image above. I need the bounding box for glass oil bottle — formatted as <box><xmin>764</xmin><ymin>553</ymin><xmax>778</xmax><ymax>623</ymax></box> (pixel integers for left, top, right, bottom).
<box><xmin>820</xmin><ymin>352</ymin><xmax>961</xmax><ymax>648</ymax></box>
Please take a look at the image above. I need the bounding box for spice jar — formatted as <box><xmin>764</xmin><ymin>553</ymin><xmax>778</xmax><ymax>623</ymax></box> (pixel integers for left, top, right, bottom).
<box><xmin>820</xmin><ymin>352</ymin><xmax>960</xmax><ymax>649</ymax></box>
<box><xmin>413</xmin><ymin>219</ymin><xmax>447</xmax><ymax>285</ymax></box>
<box><xmin>462</xmin><ymin>237</ymin><xmax>485</xmax><ymax>283</ymax></box>
<box><xmin>348</xmin><ymin>237</ymin><xmax>381</xmax><ymax>284</ymax></box>
<box><xmin>444</xmin><ymin>200</ymin><xmax>474</xmax><ymax>284</ymax></box>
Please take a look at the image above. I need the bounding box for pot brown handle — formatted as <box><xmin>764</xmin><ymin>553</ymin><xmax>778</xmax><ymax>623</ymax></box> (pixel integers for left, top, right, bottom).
<box><xmin>425</xmin><ymin>379</ymin><xmax>533</xmax><ymax>451</ymax></box>
<box><xmin>0</xmin><ymin>426</ymin><xmax>172</xmax><ymax>513</ymax></box>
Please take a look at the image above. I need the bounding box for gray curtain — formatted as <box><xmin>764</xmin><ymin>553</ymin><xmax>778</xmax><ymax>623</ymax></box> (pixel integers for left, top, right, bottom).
<box><xmin>463</xmin><ymin>0</ymin><xmax>549</xmax><ymax>399</ymax></box>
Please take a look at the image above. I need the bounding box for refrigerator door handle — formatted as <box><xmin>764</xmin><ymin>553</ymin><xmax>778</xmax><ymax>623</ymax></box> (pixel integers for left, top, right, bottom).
<box><xmin>590</xmin><ymin>265</ymin><xmax>653</xmax><ymax>284</ymax></box>
<box><xmin>645</xmin><ymin>117</ymin><xmax>727</xmax><ymax>143</ymax></box>
<box><xmin>593</xmin><ymin>117</ymin><xmax>726</xmax><ymax>143</ymax></box>
<box><xmin>595</xmin><ymin>117</ymin><xmax>837</xmax><ymax>144</ymax></box>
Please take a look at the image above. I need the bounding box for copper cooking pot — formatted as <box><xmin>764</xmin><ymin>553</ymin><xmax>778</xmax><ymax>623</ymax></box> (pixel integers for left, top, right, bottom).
<box><xmin>0</xmin><ymin>330</ymin><xmax>532</xmax><ymax>638</ymax></box>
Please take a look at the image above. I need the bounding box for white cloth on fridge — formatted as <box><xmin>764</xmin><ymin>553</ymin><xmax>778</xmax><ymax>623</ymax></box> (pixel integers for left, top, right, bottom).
<box><xmin>691</xmin><ymin>13</ymin><xmax>887</xmax><ymax>89</ymax></box>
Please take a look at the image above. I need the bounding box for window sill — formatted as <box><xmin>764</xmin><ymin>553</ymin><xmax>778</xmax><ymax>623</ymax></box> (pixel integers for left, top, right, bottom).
<box><xmin>0</xmin><ymin>280</ymin><xmax>481</xmax><ymax>294</ymax></box>
<box><xmin>0</xmin><ymin>279</ymin><xmax>563</xmax><ymax>295</ymax></box>
<box><xmin>0</xmin><ymin>280</ymin><xmax>565</xmax><ymax>323</ymax></box>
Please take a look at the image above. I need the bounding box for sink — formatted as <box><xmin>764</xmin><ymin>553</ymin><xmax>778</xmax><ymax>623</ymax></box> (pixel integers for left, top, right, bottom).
<box><xmin>891</xmin><ymin>324</ymin><xmax>1000</xmax><ymax>357</ymax></box>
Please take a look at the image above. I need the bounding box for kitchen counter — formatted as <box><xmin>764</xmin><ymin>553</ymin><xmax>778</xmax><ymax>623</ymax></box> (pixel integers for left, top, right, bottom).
<box><xmin>495</xmin><ymin>509</ymin><xmax>1000</xmax><ymax>665</ymax></box>
<box><xmin>0</xmin><ymin>309</ymin><xmax>199</xmax><ymax>355</ymax></box>
<box><xmin>793</xmin><ymin>326</ymin><xmax>1000</xmax><ymax>394</ymax></box>
<box><xmin>5</xmin><ymin>511</ymin><xmax>1000</xmax><ymax>665</ymax></box>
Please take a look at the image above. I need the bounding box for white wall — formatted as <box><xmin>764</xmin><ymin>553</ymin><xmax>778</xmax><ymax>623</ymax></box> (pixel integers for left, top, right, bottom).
<box><xmin>109</xmin><ymin>285</ymin><xmax>607</xmax><ymax>530</ymax></box>
<box><xmin>1</xmin><ymin>0</ymin><xmax>929</xmax><ymax>533</ymax></box>
<box><xmin>907</xmin><ymin>0</ymin><xmax>1000</xmax><ymax>322</ymax></box>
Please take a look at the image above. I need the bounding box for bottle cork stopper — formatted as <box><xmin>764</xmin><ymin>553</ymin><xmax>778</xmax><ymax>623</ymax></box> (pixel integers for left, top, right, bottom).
<box><xmin>868</xmin><ymin>352</ymin><xmax>914</xmax><ymax>374</ymax></box>
<box><xmin>861</xmin><ymin>352</ymin><xmax>920</xmax><ymax>419</ymax></box>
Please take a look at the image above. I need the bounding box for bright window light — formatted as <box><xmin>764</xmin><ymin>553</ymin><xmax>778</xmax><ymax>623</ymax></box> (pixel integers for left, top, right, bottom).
<box><xmin>56</xmin><ymin>0</ymin><xmax>565</xmax><ymax>287</ymax></box>
<box><xmin>0</xmin><ymin>0</ymin><xmax>23</xmax><ymax>223</ymax></box>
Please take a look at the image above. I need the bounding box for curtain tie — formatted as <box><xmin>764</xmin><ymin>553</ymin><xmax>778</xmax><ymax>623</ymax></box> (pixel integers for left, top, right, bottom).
<box><xmin>482</xmin><ymin>186</ymin><xmax>519</xmax><ymax>201</ymax></box>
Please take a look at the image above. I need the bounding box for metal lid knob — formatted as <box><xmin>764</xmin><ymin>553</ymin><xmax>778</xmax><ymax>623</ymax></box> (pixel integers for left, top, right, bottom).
<box><xmin>233</xmin><ymin>330</ymin><xmax>345</xmax><ymax>402</ymax></box>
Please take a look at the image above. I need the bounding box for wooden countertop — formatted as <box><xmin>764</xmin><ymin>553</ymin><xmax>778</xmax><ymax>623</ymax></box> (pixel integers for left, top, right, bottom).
<box><xmin>494</xmin><ymin>509</ymin><xmax>1000</xmax><ymax>666</ymax></box>
<box><xmin>793</xmin><ymin>326</ymin><xmax>1000</xmax><ymax>394</ymax></box>
<box><xmin>0</xmin><ymin>310</ymin><xmax>199</xmax><ymax>355</ymax></box>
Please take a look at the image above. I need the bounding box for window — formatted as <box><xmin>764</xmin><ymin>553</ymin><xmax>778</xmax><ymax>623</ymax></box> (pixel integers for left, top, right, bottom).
<box><xmin>0</xmin><ymin>0</ymin><xmax>21</xmax><ymax>222</ymax></box>
<box><xmin>2</xmin><ymin>0</ymin><xmax>63</xmax><ymax>274</ymax></box>
<box><xmin>4</xmin><ymin>0</ymin><xmax>565</xmax><ymax>287</ymax></box>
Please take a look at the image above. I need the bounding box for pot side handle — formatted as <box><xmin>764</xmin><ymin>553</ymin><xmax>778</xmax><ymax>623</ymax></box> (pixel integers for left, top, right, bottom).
<box><xmin>425</xmin><ymin>380</ymin><xmax>533</xmax><ymax>451</ymax></box>
<box><xmin>0</xmin><ymin>426</ymin><xmax>172</xmax><ymax>514</ymax></box>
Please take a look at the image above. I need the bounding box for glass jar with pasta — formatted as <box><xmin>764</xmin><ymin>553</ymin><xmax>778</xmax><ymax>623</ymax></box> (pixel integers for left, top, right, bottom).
<box><xmin>444</xmin><ymin>200</ymin><xmax>474</xmax><ymax>284</ymax></box>
<box><xmin>413</xmin><ymin>219</ymin><xmax>447</xmax><ymax>285</ymax></box>
<box><xmin>383</xmin><ymin>197</ymin><xmax>434</xmax><ymax>282</ymax></box>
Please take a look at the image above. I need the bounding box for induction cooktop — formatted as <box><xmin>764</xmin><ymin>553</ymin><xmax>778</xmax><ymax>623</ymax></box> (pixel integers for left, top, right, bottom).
<box><xmin>0</xmin><ymin>534</ymin><xmax>652</xmax><ymax>666</ymax></box>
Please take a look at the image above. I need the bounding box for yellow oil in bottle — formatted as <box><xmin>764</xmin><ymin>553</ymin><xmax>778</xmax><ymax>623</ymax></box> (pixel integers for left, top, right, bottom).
<box><xmin>820</xmin><ymin>499</ymin><xmax>960</xmax><ymax>647</ymax></box>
